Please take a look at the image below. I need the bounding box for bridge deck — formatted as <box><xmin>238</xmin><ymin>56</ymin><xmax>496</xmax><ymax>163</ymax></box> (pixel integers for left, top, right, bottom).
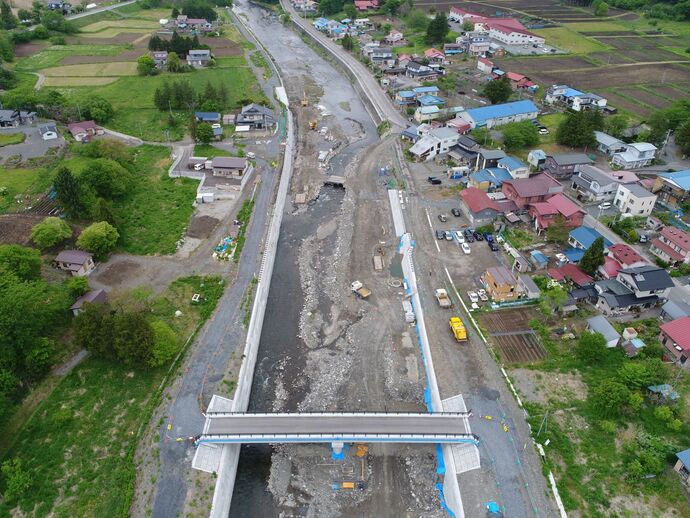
<box><xmin>199</xmin><ymin>412</ymin><xmax>478</xmax><ymax>444</ymax></box>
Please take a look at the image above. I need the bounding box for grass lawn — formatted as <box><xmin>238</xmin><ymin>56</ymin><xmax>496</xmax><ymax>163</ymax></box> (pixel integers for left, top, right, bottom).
<box><xmin>0</xmin><ymin>275</ymin><xmax>225</xmax><ymax>518</ymax></box>
<box><xmin>0</xmin><ymin>168</ymin><xmax>54</xmax><ymax>214</ymax></box>
<box><xmin>114</xmin><ymin>145</ymin><xmax>198</xmax><ymax>255</ymax></box>
<box><xmin>15</xmin><ymin>44</ymin><xmax>129</xmax><ymax>71</ymax></box>
<box><xmin>43</xmin><ymin>76</ymin><xmax>120</xmax><ymax>87</ymax></box>
<box><xmin>533</xmin><ymin>27</ymin><xmax>608</xmax><ymax>54</ymax></box>
<box><xmin>79</xmin><ymin>19</ymin><xmax>160</xmax><ymax>32</ymax></box>
<box><xmin>0</xmin><ymin>133</ymin><xmax>26</xmax><ymax>147</ymax></box>
<box><xmin>194</xmin><ymin>144</ymin><xmax>232</xmax><ymax>157</ymax></box>
<box><xmin>42</xmin><ymin>61</ymin><xmax>137</xmax><ymax>77</ymax></box>
<box><xmin>561</xmin><ymin>21</ymin><xmax>630</xmax><ymax>32</ymax></box>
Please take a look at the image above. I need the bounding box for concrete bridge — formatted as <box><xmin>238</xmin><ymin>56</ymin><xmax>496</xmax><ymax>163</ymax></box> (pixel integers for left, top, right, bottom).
<box><xmin>196</xmin><ymin>411</ymin><xmax>479</xmax><ymax>448</ymax></box>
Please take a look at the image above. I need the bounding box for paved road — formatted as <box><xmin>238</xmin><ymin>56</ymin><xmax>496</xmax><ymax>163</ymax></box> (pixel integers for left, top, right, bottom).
<box><xmin>204</xmin><ymin>413</ymin><xmax>473</xmax><ymax>436</ymax></box>
<box><xmin>149</xmin><ymin>14</ymin><xmax>284</xmax><ymax>517</ymax></box>
<box><xmin>280</xmin><ymin>0</ymin><xmax>407</xmax><ymax>129</ymax></box>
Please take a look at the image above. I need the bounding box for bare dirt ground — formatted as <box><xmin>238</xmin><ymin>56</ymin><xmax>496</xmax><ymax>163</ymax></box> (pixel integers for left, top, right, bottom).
<box><xmin>509</xmin><ymin>368</ymin><xmax>587</xmax><ymax>406</ymax></box>
<box><xmin>0</xmin><ymin>214</ymin><xmax>42</xmax><ymax>245</ymax></box>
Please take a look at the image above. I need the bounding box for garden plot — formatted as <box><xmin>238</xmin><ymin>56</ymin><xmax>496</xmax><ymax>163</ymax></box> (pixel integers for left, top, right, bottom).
<box><xmin>601</xmin><ymin>92</ymin><xmax>653</xmax><ymax>118</ymax></box>
<box><xmin>479</xmin><ymin>308</ymin><xmax>546</xmax><ymax>364</ymax></box>
<box><xmin>79</xmin><ymin>19</ymin><xmax>160</xmax><ymax>32</ymax></box>
<box><xmin>619</xmin><ymin>87</ymin><xmax>673</xmax><ymax>110</ymax></box>
<box><xmin>43</xmin><ymin>62</ymin><xmax>137</xmax><ymax>77</ymax></box>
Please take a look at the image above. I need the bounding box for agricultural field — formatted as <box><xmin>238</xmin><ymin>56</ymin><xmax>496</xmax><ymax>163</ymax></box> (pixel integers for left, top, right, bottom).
<box><xmin>480</xmin><ymin>308</ymin><xmax>547</xmax><ymax>364</ymax></box>
<box><xmin>0</xmin><ymin>167</ymin><xmax>54</xmax><ymax>214</ymax></box>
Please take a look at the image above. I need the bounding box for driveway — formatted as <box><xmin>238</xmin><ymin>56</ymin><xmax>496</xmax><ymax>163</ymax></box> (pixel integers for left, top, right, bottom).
<box><xmin>0</xmin><ymin>124</ymin><xmax>64</xmax><ymax>160</ymax></box>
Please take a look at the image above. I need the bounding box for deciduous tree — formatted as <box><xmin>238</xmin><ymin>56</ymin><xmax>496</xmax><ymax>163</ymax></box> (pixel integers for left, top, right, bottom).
<box><xmin>0</xmin><ymin>244</ymin><xmax>42</xmax><ymax>281</ymax></box>
<box><xmin>137</xmin><ymin>54</ymin><xmax>156</xmax><ymax>76</ymax></box>
<box><xmin>77</xmin><ymin>221</ymin><xmax>119</xmax><ymax>259</ymax></box>
<box><xmin>31</xmin><ymin>217</ymin><xmax>72</xmax><ymax>249</ymax></box>
<box><xmin>576</xmin><ymin>331</ymin><xmax>608</xmax><ymax>364</ymax></box>
<box><xmin>482</xmin><ymin>76</ymin><xmax>512</xmax><ymax>104</ymax></box>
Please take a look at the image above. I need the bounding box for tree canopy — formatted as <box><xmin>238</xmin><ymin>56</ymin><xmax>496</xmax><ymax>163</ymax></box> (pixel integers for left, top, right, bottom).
<box><xmin>501</xmin><ymin>121</ymin><xmax>539</xmax><ymax>151</ymax></box>
<box><xmin>482</xmin><ymin>76</ymin><xmax>512</xmax><ymax>104</ymax></box>
<box><xmin>77</xmin><ymin>221</ymin><xmax>119</xmax><ymax>259</ymax></box>
<box><xmin>556</xmin><ymin>109</ymin><xmax>603</xmax><ymax>149</ymax></box>
<box><xmin>425</xmin><ymin>12</ymin><xmax>449</xmax><ymax>44</ymax></box>
<box><xmin>579</xmin><ymin>236</ymin><xmax>605</xmax><ymax>275</ymax></box>
<box><xmin>31</xmin><ymin>217</ymin><xmax>72</xmax><ymax>249</ymax></box>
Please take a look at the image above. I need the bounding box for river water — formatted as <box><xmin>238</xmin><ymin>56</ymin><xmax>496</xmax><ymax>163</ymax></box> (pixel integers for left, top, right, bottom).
<box><xmin>230</xmin><ymin>2</ymin><xmax>377</xmax><ymax>515</ymax></box>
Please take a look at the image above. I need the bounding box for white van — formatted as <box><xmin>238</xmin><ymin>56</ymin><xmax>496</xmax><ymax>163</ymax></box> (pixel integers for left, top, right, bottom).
<box><xmin>246</xmin><ymin>152</ymin><xmax>256</xmax><ymax>159</ymax></box>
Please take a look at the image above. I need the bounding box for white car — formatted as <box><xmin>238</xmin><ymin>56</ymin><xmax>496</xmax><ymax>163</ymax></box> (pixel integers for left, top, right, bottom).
<box><xmin>454</xmin><ymin>231</ymin><xmax>465</xmax><ymax>243</ymax></box>
<box><xmin>246</xmin><ymin>151</ymin><xmax>256</xmax><ymax>159</ymax></box>
<box><xmin>467</xmin><ymin>291</ymin><xmax>479</xmax><ymax>303</ymax></box>
<box><xmin>478</xmin><ymin>289</ymin><xmax>488</xmax><ymax>301</ymax></box>
<box><xmin>461</xmin><ymin>242</ymin><xmax>471</xmax><ymax>254</ymax></box>
<box><xmin>598</xmin><ymin>202</ymin><xmax>611</xmax><ymax>210</ymax></box>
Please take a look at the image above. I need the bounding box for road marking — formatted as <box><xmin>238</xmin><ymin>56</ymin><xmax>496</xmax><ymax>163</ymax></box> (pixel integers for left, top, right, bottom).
<box><xmin>425</xmin><ymin>208</ymin><xmax>440</xmax><ymax>253</ymax></box>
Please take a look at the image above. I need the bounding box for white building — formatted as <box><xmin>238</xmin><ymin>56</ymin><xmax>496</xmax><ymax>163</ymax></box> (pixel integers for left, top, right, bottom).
<box><xmin>458</xmin><ymin>100</ymin><xmax>539</xmax><ymax>129</ymax></box>
<box><xmin>409</xmin><ymin>127</ymin><xmax>460</xmax><ymax>162</ymax></box>
<box><xmin>612</xmin><ymin>142</ymin><xmax>657</xmax><ymax>169</ymax></box>
<box><xmin>487</xmin><ymin>23</ymin><xmax>544</xmax><ymax>46</ymax></box>
<box><xmin>613</xmin><ymin>183</ymin><xmax>658</xmax><ymax>217</ymax></box>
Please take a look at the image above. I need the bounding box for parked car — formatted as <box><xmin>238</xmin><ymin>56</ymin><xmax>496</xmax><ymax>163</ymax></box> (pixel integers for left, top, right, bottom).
<box><xmin>454</xmin><ymin>231</ymin><xmax>465</xmax><ymax>243</ymax></box>
<box><xmin>639</xmin><ymin>234</ymin><xmax>649</xmax><ymax>243</ymax></box>
<box><xmin>464</xmin><ymin>229</ymin><xmax>475</xmax><ymax>242</ymax></box>
<box><xmin>598</xmin><ymin>202</ymin><xmax>612</xmax><ymax>210</ymax></box>
<box><xmin>246</xmin><ymin>151</ymin><xmax>256</xmax><ymax>159</ymax></box>
<box><xmin>484</xmin><ymin>233</ymin><xmax>494</xmax><ymax>242</ymax></box>
<box><xmin>451</xmin><ymin>208</ymin><xmax>461</xmax><ymax>217</ymax></box>
<box><xmin>428</xmin><ymin>176</ymin><xmax>442</xmax><ymax>185</ymax></box>
<box><xmin>488</xmin><ymin>241</ymin><xmax>500</xmax><ymax>251</ymax></box>
<box><xmin>473</xmin><ymin>231</ymin><xmax>484</xmax><ymax>241</ymax></box>
<box><xmin>538</xmin><ymin>128</ymin><xmax>549</xmax><ymax>135</ymax></box>
<box><xmin>444</xmin><ymin>231</ymin><xmax>453</xmax><ymax>241</ymax></box>
<box><xmin>435</xmin><ymin>230</ymin><xmax>445</xmax><ymax>240</ymax></box>
<box><xmin>461</xmin><ymin>242</ymin><xmax>471</xmax><ymax>254</ymax></box>
<box><xmin>438</xmin><ymin>213</ymin><xmax>448</xmax><ymax>222</ymax></box>
<box><xmin>467</xmin><ymin>291</ymin><xmax>479</xmax><ymax>303</ymax></box>
<box><xmin>478</xmin><ymin>289</ymin><xmax>488</xmax><ymax>301</ymax></box>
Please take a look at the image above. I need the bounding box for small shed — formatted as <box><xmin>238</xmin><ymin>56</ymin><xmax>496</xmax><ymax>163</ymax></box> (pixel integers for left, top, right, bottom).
<box><xmin>518</xmin><ymin>274</ymin><xmax>540</xmax><ymax>300</ymax></box>
<box><xmin>674</xmin><ymin>448</ymin><xmax>690</xmax><ymax>486</ymax></box>
<box><xmin>530</xmin><ymin>250</ymin><xmax>548</xmax><ymax>269</ymax></box>
<box><xmin>647</xmin><ymin>383</ymin><xmax>679</xmax><ymax>403</ymax></box>
<box><xmin>586</xmin><ymin>315</ymin><xmax>620</xmax><ymax>348</ymax></box>
<box><xmin>622</xmin><ymin>337</ymin><xmax>646</xmax><ymax>357</ymax></box>
<box><xmin>70</xmin><ymin>289</ymin><xmax>107</xmax><ymax>316</ymax></box>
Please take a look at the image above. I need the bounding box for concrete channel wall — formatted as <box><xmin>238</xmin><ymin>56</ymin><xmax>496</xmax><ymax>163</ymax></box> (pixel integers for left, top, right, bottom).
<box><xmin>207</xmin><ymin>9</ymin><xmax>296</xmax><ymax>518</ymax></box>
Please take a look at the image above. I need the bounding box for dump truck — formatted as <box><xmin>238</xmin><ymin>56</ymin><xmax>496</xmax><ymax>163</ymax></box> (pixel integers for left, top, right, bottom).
<box><xmin>435</xmin><ymin>288</ymin><xmax>452</xmax><ymax>308</ymax></box>
<box><xmin>351</xmin><ymin>281</ymin><xmax>371</xmax><ymax>299</ymax></box>
<box><xmin>309</xmin><ymin>119</ymin><xmax>317</xmax><ymax>130</ymax></box>
<box><xmin>449</xmin><ymin>316</ymin><xmax>467</xmax><ymax>342</ymax></box>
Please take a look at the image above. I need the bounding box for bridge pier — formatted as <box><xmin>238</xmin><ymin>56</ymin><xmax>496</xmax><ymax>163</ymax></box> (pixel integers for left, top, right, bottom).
<box><xmin>330</xmin><ymin>442</ymin><xmax>347</xmax><ymax>460</ymax></box>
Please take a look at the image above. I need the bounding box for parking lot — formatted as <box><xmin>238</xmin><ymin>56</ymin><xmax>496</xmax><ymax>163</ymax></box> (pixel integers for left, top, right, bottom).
<box><xmin>0</xmin><ymin>124</ymin><xmax>64</xmax><ymax>160</ymax></box>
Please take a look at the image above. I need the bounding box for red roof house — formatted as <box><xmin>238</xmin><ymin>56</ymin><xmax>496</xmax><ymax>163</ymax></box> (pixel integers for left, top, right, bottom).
<box><xmin>547</xmin><ymin>263</ymin><xmax>593</xmax><ymax>287</ymax></box>
<box><xmin>502</xmin><ymin>173</ymin><xmax>563</xmax><ymax>209</ymax></box>
<box><xmin>660</xmin><ymin>317</ymin><xmax>690</xmax><ymax>364</ymax></box>
<box><xmin>446</xmin><ymin>119</ymin><xmax>471</xmax><ymax>134</ymax></box>
<box><xmin>460</xmin><ymin>187</ymin><xmax>502</xmax><ymax>226</ymax></box>
<box><xmin>608</xmin><ymin>243</ymin><xmax>646</xmax><ymax>268</ymax></box>
<box><xmin>505</xmin><ymin>71</ymin><xmax>526</xmax><ymax>83</ymax></box>
<box><xmin>528</xmin><ymin>193</ymin><xmax>585</xmax><ymax>231</ymax></box>
<box><xmin>651</xmin><ymin>226</ymin><xmax>690</xmax><ymax>265</ymax></box>
<box><xmin>67</xmin><ymin>120</ymin><xmax>101</xmax><ymax>142</ymax></box>
<box><xmin>354</xmin><ymin>0</ymin><xmax>379</xmax><ymax>10</ymax></box>
<box><xmin>599</xmin><ymin>256</ymin><xmax>622</xmax><ymax>279</ymax></box>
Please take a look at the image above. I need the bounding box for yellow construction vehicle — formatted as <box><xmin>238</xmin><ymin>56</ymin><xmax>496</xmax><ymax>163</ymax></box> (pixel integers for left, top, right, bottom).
<box><xmin>309</xmin><ymin>119</ymin><xmax>317</xmax><ymax>130</ymax></box>
<box><xmin>449</xmin><ymin>316</ymin><xmax>467</xmax><ymax>342</ymax></box>
<box><xmin>301</xmin><ymin>91</ymin><xmax>308</xmax><ymax>107</ymax></box>
<box><xmin>355</xmin><ymin>444</ymin><xmax>369</xmax><ymax>457</ymax></box>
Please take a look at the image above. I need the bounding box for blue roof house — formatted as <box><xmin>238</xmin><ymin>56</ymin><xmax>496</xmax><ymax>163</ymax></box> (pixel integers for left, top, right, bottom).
<box><xmin>418</xmin><ymin>95</ymin><xmax>446</xmax><ymax>107</ymax></box>
<box><xmin>568</xmin><ymin>226</ymin><xmax>612</xmax><ymax>251</ymax></box>
<box><xmin>395</xmin><ymin>90</ymin><xmax>416</xmax><ymax>105</ymax></box>
<box><xmin>657</xmin><ymin>169</ymin><xmax>690</xmax><ymax>209</ymax></box>
<box><xmin>314</xmin><ymin>17</ymin><xmax>330</xmax><ymax>31</ymax></box>
<box><xmin>469</xmin><ymin>167</ymin><xmax>512</xmax><ymax>191</ymax></box>
<box><xmin>497</xmin><ymin>155</ymin><xmax>528</xmax><ymax>179</ymax></box>
<box><xmin>412</xmin><ymin>86</ymin><xmax>440</xmax><ymax>97</ymax></box>
<box><xmin>459</xmin><ymin>100</ymin><xmax>539</xmax><ymax>129</ymax></box>
<box><xmin>195</xmin><ymin>111</ymin><xmax>220</xmax><ymax>122</ymax></box>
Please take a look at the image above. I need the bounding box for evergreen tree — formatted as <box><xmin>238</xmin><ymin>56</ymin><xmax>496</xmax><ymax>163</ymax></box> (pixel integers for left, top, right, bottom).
<box><xmin>482</xmin><ymin>76</ymin><xmax>512</xmax><ymax>104</ymax></box>
<box><xmin>425</xmin><ymin>12</ymin><xmax>448</xmax><ymax>44</ymax></box>
<box><xmin>579</xmin><ymin>236</ymin><xmax>605</xmax><ymax>275</ymax></box>
<box><xmin>171</xmin><ymin>6</ymin><xmax>179</xmax><ymax>17</ymax></box>
<box><xmin>556</xmin><ymin>109</ymin><xmax>602</xmax><ymax>149</ymax></box>
<box><xmin>217</xmin><ymin>83</ymin><xmax>228</xmax><ymax>106</ymax></box>
<box><xmin>0</xmin><ymin>1</ymin><xmax>17</xmax><ymax>29</ymax></box>
<box><xmin>202</xmin><ymin>81</ymin><xmax>217</xmax><ymax>105</ymax></box>
<box><xmin>166</xmin><ymin>52</ymin><xmax>183</xmax><ymax>72</ymax></box>
<box><xmin>54</xmin><ymin>167</ymin><xmax>87</xmax><ymax>219</ymax></box>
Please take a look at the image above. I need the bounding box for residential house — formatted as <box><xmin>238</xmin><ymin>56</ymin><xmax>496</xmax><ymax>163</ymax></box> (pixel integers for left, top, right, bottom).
<box><xmin>586</xmin><ymin>315</ymin><xmax>621</xmax><ymax>348</ymax></box>
<box><xmin>186</xmin><ymin>49</ymin><xmax>212</xmax><ymax>67</ymax></box>
<box><xmin>612</xmin><ymin>142</ymin><xmax>657</xmax><ymax>169</ymax></box>
<box><xmin>212</xmin><ymin>156</ymin><xmax>248</xmax><ymax>178</ymax></box>
<box><xmin>518</xmin><ymin>274</ymin><xmax>541</xmax><ymax>299</ymax></box>
<box><xmin>406</xmin><ymin>61</ymin><xmax>439</xmax><ymax>79</ymax></box>
<box><xmin>459</xmin><ymin>187</ymin><xmax>504</xmax><ymax>226</ymax></box>
<box><xmin>527</xmin><ymin>149</ymin><xmax>546</xmax><ymax>170</ymax></box>
<box><xmin>371</xmin><ymin>47</ymin><xmax>394</xmax><ymax>67</ymax></box>
<box><xmin>618</xmin><ymin>264</ymin><xmax>673</xmax><ymax>300</ymax></box>
<box><xmin>599</xmin><ymin>243</ymin><xmax>646</xmax><ymax>279</ymax></box>
<box><xmin>568</xmin><ymin>225</ymin><xmax>612</xmax><ymax>251</ymax></box>
<box><xmin>195</xmin><ymin>111</ymin><xmax>221</xmax><ymax>123</ymax></box>
<box><xmin>55</xmin><ymin>250</ymin><xmax>95</xmax><ymax>277</ymax></box>
<box><xmin>594</xmin><ymin>278</ymin><xmax>659</xmax><ymax>315</ymax></box>
<box><xmin>236</xmin><ymin>103</ymin><xmax>275</xmax><ymax>130</ymax></box>
<box><xmin>385</xmin><ymin>29</ymin><xmax>404</xmax><ymax>45</ymax></box>
<box><xmin>417</xmin><ymin>95</ymin><xmax>445</xmax><ymax>107</ymax></box>
<box><xmin>609</xmin><ymin>169</ymin><xmax>640</xmax><ymax>184</ymax></box>
<box><xmin>653</xmin><ymin>170</ymin><xmax>690</xmax><ymax>209</ymax></box>
<box><xmin>661</xmin><ymin>300</ymin><xmax>690</xmax><ymax>321</ymax></box>
<box><xmin>293</xmin><ymin>0</ymin><xmax>317</xmax><ymax>12</ymax></box>
<box><xmin>468</xmin><ymin>167</ymin><xmax>513</xmax><ymax>191</ymax></box>
<box><xmin>594</xmin><ymin>131</ymin><xmax>626</xmax><ymax>156</ymax></box>
<box><xmin>458</xmin><ymin>100</ymin><xmax>539</xmax><ymax>129</ymax></box>
<box><xmin>412</xmin><ymin>86</ymin><xmax>440</xmax><ymax>98</ymax></box>
<box><xmin>570</xmin><ymin>165</ymin><xmax>619</xmax><ymax>202</ymax></box>
<box><xmin>443</xmin><ymin>43</ymin><xmax>464</xmax><ymax>55</ymax></box>
<box><xmin>613</xmin><ymin>183</ymin><xmax>657</xmax><ymax>216</ymax></box>
<box><xmin>354</xmin><ymin>0</ymin><xmax>379</xmax><ymax>10</ymax></box>
<box><xmin>650</xmin><ymin>225</ymin><xmax>690</xmax><ymax>265</ymax></box>
<box><xmin>151</xmin><ymin>51</ymin><xmax>168</xmax><ymax>68</ymax></box>
<box><xmin>185</xmin><ymin>18</ymin><xmax>213</xmax><ymax>31</ymax></box>
<box><xmin>414</xmin><ymin>105</ymin><xmax>440</xmax><ymax>124</ymax></box>
<box><xmin>474</xmin><ymin>148</ymin><xmax>507</xmax><ymax>170</ymax></box>
<box><xmin>467</xmin><ymin>38</ymin><xmax>491</xmax><ymax>56</ymax></box>
<box><xmin>394</xmin><ymin>90</ymin><xmax>416</xmax><ymax>105</ymax></box>
<box><xmin>67</xmin><ymin>120</ymin><xmax>101</xmax><ymax>142</ymax></box>
<box><xmin>424</xmin><ymin>47</ymin><xmax>445</xmax><ymax>63</ymax></box>
<box><xmin>482</xmin><ymin>266</ymin><xmax>519</xmax><ymax>302</ymax></box>
<box><xmin>501</xmin><ymin>173</ymin><xmax>562</xmax><ymax>209</ymax></box>
<box><xmin>529</xmin><ymin>193</ymin><xmax>585</xmax><ymax>232</ymax></box>
<box><xmin>409</xmin><ymin>127</ymin><xmax>459</xmax><ymax>161</ymax></box>
<box><xmin>313</xmin><ymin>17</ymin><xmax>330</xmax><ymax>31</ymax></box>
<box><xmin>547</xmin><ymin>263</ymin><xmax>593</xmax><ymax>288</ymax></box>
<box><xmin>496</xmin><ymin>156</ymin><xmax>528</xmax><ymax>179</ymax></box>
<box><xmin>486</xmin><ymin>20</ymin><xmax>544</xmax><ymax>46</ymax></box>
<box><xmin>0</xmin><ymin>109</ymin><xmax>36</xmax><ymax>128</ymax></box>
<box><xmin>401</xmin><ymin>125</ymin><xmax>420</xmax><ymax>143</ymax></box>
<box><xmin>544</xmin><ymin>85</ymin><xmax>607</xmax><ymax>111</ymax></box>
<box><xmin>477</xmin><ymin>57</ymin><xmax>494</xmax><ymax>74</ymax></box>
<box><xmin>39</xmin><ymin>124</ymin><xmax>58</xmax><ymax>141</ymax></box>
<box><xmin>70</xmin><ymin>288</ymin><xmax>107</xmax><ymax>316</ymax></box>
<box><xmin>674</xmin><ymin>448</ymin><xmax>690</xmax><ymax>485</ymax></box>
<box><xmin>660</xmin><ymin>317</ymin><xmax>690</xmax><ymax>366</ymax></box>
<box><xmin>446</xmin><ymin>118</ymin><xmax>471</xmax><ymax>135</ymax></box>
<box><xmin>541</xmin><ymin>153</ymin><xmax>593</xmax><ymax>180</ymax></box>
